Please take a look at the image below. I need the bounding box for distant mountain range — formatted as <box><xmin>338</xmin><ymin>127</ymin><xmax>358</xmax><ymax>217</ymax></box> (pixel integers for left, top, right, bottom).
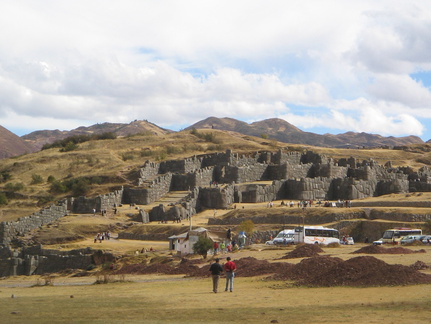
<box><xmin>0</xmin><ymin>117</ymin><xmax>426</xmax><ymax>159</ymax></box>
<box><xmin>185</xmin><ymin>117</ymin><xmax>424</xmax><ymax>148</ymax></box>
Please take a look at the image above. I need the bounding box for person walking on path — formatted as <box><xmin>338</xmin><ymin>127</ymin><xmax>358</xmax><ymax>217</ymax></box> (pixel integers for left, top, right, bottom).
<box><xmin>209</xmin><ymin>258</ymin><xmax>223</xmax><ymax>293</ymax></box>
<box><xmin>224</xmin><ymin>256</ymin><xmax>237</xmax><ymax>292</ymax></box>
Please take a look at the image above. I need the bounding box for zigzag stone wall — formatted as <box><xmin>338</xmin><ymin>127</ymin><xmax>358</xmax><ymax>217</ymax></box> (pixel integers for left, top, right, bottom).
<box><xmin>0</xmin><ymin>200</ymin><xmax>69</xmax><ymax>245</ymax></box>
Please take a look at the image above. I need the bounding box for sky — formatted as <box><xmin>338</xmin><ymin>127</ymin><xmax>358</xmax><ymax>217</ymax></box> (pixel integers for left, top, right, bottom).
<box><xmin>1</xmin><ymin>1</ymin><xmax>431</xmax><ymax>141</ymax></box>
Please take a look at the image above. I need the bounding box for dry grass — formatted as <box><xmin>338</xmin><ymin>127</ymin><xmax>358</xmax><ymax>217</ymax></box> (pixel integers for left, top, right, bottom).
<box><xmin>1</xmin><ymin>244</ymin><xmax>431</xmax><ymax>323</ymax></box>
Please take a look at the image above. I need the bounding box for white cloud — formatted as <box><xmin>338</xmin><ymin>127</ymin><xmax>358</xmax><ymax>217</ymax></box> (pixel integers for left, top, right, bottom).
<box><xmin>367</xmin><ymin>74</ymin><xmax>431</xmax><ymax>110</ymax></box>
<box><xmin>0</xmin><ymin>1</ymin><xmax>430</xmax><ymax>140</ymax></box>
<box><xmin>281</xmin><ymin>103</ymin><xmax>424</xmax><ymax>137</ymax></box>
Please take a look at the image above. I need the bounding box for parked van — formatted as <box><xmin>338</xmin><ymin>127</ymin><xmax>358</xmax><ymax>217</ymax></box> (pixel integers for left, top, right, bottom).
<box><xmin>273</xmin><ymin>230</ymin><xmax>294</xmax><ymax>245</ymax></box>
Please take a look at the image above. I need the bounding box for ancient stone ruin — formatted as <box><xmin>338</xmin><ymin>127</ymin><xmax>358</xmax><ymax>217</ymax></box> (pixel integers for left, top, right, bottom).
<box><xmin>2</xmin><ymin>149</ymin><xmax>431</xmax><ymax>246</ymax></box>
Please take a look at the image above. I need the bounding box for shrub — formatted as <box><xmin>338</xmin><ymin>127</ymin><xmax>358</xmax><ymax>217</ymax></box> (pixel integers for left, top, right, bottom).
<box><xmin>0</xmin><ymin>192</ymin><xmax>8</xmax><ymax>205</ymax></box>
<box><xmin>60</xmin><ymin>142</ymin><xmax>79</xmax><ymax>152</ymax></box>
<box><xmin>140</xmin><ymin>149</ymin><xmax>153</xmax><ymax>157</ymax></box>
<box><xmin>42</xmin><ymin>132</ymin><xmax>117</xmax><ymax>150</ymax></box>
<box><xmin>50</xmin><ymin>181</ymin><xmax>67</xmax><ymax>194</ymax></box>
<box><xmin>121</xmin><ymin>152</ymin><xmax>135</xmax><ymax>161</ymax></box>
<box><xmin>5</xmin><ymin>182</ymin><xmax>24</xmax><ymax>192</ymax></box>
<box><xmin>166</xmin><ymin>145</ymin><xmax>182</xmax><ymax>155</ymax></box>
<box><xmin>0</xmin><ymin>171</ymin><xmax>11</xmax><ymax>183</ymax></box>
<box><xmin>192</xmin><ymin>236</ymin><xmax>213</xmax><ymax>259</ymax></box>
<box><xmin>37</xmin><ymin>195</ymin><xmax>55</xmax><ymax>206</ymax></box>
<box><xmin>31</xmin><ymin>174</ymin><xmax>44</xmax><ymax>185</ymax></box>
<box><xmin>71</xmin><ymin>178</ymin><xmax>90</xmax><ymax>196</ymax></box>
<box><xmin>47</xmin><ymin>175</ymin><xmax>56</xmax><ymax>183</ymax></box>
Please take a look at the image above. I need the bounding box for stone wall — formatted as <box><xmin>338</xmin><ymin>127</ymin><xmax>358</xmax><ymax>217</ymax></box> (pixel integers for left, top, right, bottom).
<box><xmin>198</xmin><ymin>185</ymin><xmax>235</xmax><ymax>209</ymax></box>
<box><xmin>159</xmin><ymin>156</ymin><xmax>203</xmax><ymax>174</ymax></box>
<box><xmin>0</xmin><ymin>200</ymin><xmax>69</xmax><ymax>245</ymax></box>
<box><xmin>0</xmin><ymin>245</ymin><xmax>114</xmax><ymax>276</ymax></box>
<box><xmin>138</xmin><ymin>161</ymin><xmax>160</xmax><ymax>186</ymax></box>
<box><xmin>285</xmin><ymin>163</ymin><xmax>313</xmax><ymax>179</ymax></box>
<box><xmin>171</xmin><ymin>167</ymin><xmax>214</xmax><ymax>191</ymax></box>
<box><xmin>236</xmin><ymin>164</ymin><xmax>269</xmax><ymax>183</ymax></box>
<box><xmin>285</xmin><ymin>178</ymin><xmax>333</xmax><ymax>200</ymax></box>
<box><xmin>273</xmin><ymin>150</ymin><xmax>302</xmax><ymax>165</ymax></box>
<box><xmin>71</xmin><ymin>189</ymin><xmax>123</xmax><ymax>214</ymax></box>
<box><xmin>124</xmin><ymin>173</ymin><xmax>173</xmax><ymax>205</ymax></box>
<box><xmin>235</xmin><ymin>181</ymin><xmax>285</xmax><ymax>203</ymax></box>
<box><xmin>312</xmin><ymin>163</ymin><xmax>348</xmax><ymax>178</ymax></box>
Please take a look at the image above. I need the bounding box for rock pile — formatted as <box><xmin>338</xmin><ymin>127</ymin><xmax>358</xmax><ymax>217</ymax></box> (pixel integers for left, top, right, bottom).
<box><xmin>300</xmin><ymin>256</ymin><xmax>431</xmax><ymax>287</ymax></box>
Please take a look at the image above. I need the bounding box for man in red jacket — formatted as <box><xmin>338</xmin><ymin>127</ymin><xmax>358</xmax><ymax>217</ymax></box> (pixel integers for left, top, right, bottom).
<box><xmin>224</xmin><ymin>256</ymin><xmax>236</xmax><ymax>292</ymax></box>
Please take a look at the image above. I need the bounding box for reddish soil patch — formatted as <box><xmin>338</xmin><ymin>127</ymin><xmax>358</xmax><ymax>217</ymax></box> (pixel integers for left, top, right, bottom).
<box><xmin>301</xmin><ymin>256</ymin><xmax>431</xmax><ymax>287</ymax></box>
<box><xmin>272</xmin><ymin>255</ymin><xmax>343</xmax><ymax>281</ymax></box>
<box><xmin>234</xmin><ymin>257</ymin><xmax>293</xmax><ymax>277</ymax></box>
<box><xmin>112</xmin><ymin>253</ymin><xmax>431</xmax><ymax>287</ymax></box>
<box><xmin>410</xmin><ymin>261</ymin><xmax>429</xmax><ymax>270</ymax></box>
<box><xmin>352</xmin><ymin>245</ymin><xmax>426</xmax><ymax>254</ymax></box>
<box><xmin>280</xmin><ymin>244</ymin><xmax>324</xmax><ymax>259</ymax></box>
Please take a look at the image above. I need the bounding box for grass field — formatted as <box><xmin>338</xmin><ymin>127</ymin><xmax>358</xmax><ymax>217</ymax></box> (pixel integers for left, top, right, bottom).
<box><xmin>1</xmin><ymin>243</ymin><xmax>431</xmax><ymax>323</ymax></box>
<box><xmin>1</xmin><ymin>274</ymin><xmax>430</xmax><ymax>323</ymax></box>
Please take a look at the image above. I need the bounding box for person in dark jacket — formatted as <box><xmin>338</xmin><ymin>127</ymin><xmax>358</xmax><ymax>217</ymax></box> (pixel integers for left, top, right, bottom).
<box><xmin>209</xmin><ymin>258</ymin><xmax>223</xmax><ymax>293</ymax></box>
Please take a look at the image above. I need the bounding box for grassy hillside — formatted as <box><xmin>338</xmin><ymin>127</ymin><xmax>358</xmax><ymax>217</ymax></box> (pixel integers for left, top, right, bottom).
<box><xmin>0</xmin><ymin>128</ymin><xmax>430</xmax><ymax>222</ymax></box>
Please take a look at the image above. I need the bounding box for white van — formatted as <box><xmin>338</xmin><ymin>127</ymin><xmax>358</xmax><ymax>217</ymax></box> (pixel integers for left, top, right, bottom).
<box><xmin>273</xmin><ymin>229</ymin><xmax>294</xmax><ymax>245</ymax></box>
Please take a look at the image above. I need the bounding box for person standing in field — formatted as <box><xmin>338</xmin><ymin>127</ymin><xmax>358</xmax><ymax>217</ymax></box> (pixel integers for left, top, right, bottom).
<box><xmin>224</xmin><ymin>256</ymin><xmax>237</xmax><ymax>292</ymax></box>
<box><xmin>209</xmin><ymin>258</ymin><xmax>223</xmax><ymax>293</ymax></box>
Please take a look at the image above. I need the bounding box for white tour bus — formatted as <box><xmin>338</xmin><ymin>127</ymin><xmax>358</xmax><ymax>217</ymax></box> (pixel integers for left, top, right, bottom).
<box><xmin>272</xmin><ymin>229</ymin><xmax>294</xmax><ymax>245</ymax></box>
<box><xmin>293</xmin><ymin>226</ymin><xmax>340</xmax><ymax>245</ymax></box>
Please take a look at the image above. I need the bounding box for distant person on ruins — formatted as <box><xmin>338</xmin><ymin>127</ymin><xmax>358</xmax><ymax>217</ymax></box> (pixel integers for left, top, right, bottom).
<box><xmin>220</xmin><ymin>241</ymin><xmax>226</xmax><ymax>253</ymax></box>
<box><xmin>213</xmin><ymin>241</ymin><xmax>219</xmax><ymax>254</ymax></box>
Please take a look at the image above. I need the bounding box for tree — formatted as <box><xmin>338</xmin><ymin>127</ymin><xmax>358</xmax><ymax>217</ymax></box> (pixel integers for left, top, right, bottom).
<box><xmin>238</xmin><ymin>220</ymin><xmax>255</xmax><ymax>237</ymax></box>
<box><xmin>192</xmin><ymin>236</ymin><xmax>213</xmax><ymax>259</ymax></box>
